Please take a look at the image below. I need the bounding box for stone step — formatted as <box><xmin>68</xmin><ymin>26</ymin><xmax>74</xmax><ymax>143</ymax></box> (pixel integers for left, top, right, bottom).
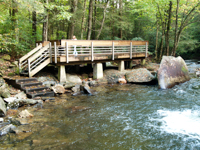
<box><xmin>3</xmin><ymin>77</ymin><xmax>55</xmax><ymax>99</ymax></box>
<box><xmin>27</xmin><ymin>90</ymin><xmax>54</xmax><ymax>98</ymax></box>
<box><xmin>24</xmin><ymin>85</ymin><xmax>48</xmax><ymax>93</ymax></box>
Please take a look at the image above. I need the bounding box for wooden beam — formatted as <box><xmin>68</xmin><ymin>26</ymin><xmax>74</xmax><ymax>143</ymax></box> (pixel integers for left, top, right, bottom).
<box><xmin>130</xmin><ymin>42</ymin><xmax>132</xmax><ymax>59</ymax></box>
<box><xmin>66</xmin><ymin>42</ymin><xmax>68</xmax><ymax>63</ymax></box>
<box><xmin>60</xmin><ymin>40</ymin><xmax>149</xmax><ymax>47</ymax></box>
<box><xmin>112</xmin><ymin>42</ymin><xmax>114</xmax><ymax>60</ymax></box>
<box><xmin>91</xmin><ymin>42</ymin><xmax>94</xmax><ymax>61</ymax></box>
<box><xmin>54</xmin><ymin>42</ymin><xmax>57</xmax><ymax>63</ymax></box>
<box><xmin>49</xmin><ymin>42</ymin><xmax>52</xmax><ymax>63</ymax></box>
<box><xmin>145</xmin><ymin>42</ymin><xmax>148</xmax><ymax>58</ymax></box>
<box><xmin>28</xmin><ymin>59</ymin><xmax>31</xmax><ymax>77</ymax></box>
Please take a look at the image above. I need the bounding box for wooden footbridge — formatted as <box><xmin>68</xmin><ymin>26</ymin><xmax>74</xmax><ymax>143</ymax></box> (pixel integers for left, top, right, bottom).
<box><xmin>19</xmin><ymin>39</ymin><xmax>148</xmax><ymax>82</ymax></box>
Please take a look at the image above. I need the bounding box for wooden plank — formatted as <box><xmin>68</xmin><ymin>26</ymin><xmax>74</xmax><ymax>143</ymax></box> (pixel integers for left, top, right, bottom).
<box><xmin>54</xmin><ymin>42</ymin><xmax>57</xmax><ymax>63</ymax></box>
<box><xmin>30</xmin><ymin>58</ymin><xmax>50</xmax><ymax>77</ymax></box>
<box><xmin>28</xmin><ymin>59</ymin><xmax>31</xmax><ymax>77</ymax></box>
<box><xmin>49</xmin><ymin>42</ymin><xmax>52</xmax><ymax>63</ymax></box>
<box><xmin>112</xmin><ymin>42</ymin><xmax>114</xmax><ymax>60</ymax></box>
<box><xmin>60</xmin><ymin>40</ymin><xmax>149</xmax><ymax>47</ymax></box>
<box><xmin>66</xmin><ymin>42</ymin><xmax>69</xmax><ymax>63</ymax></box>
<box><xmin>19</xmin><ymin>44</ymin><xmax>42</xmax><ymax>63</ymax></box>
<box><xmin>130</xmin><ymin>42</ymin><xmax>132</xmax><ymax>59</ymax></box>
<box><xmin>29</xmin><ymin>44</ymin><xmax>49</xmax><ymax>62</ymax></box>
<box><xmin>91</xmin><ymin>42</ymin><xmax>94</xmax><ymax>61</ymax></box>
<box><xmin>145</xmin><ymin>42</ymin><xmax>148</xmax><ymax>58</ymax></box>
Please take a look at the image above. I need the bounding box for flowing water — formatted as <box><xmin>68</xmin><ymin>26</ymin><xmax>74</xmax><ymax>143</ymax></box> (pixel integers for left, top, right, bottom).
<box><xmin>1</xmin><ymin>60</ymin><xmax>200</xmax><ymax>149</ymax></box>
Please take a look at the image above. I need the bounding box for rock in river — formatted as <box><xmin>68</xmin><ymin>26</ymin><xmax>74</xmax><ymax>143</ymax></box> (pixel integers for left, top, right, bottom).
<box><xmin>0</xmin><ymin>97</ymin><xmax>6</xmax><ymax>116</ymax></box>
<box><xmin>157</xmin><ymin>56</ymin><xmax>190</xmax><ymax>89</ymax></box>
<box><xmin>125</xmin><ymin>68</ymin><xmax>155</xmax><ymax>83</ymax></box>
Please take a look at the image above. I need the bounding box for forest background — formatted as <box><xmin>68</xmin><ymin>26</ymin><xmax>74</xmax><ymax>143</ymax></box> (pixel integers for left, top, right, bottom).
<box><xmin>0</xmin><ymin>0</ymin><xmax>199</xmax><ymax>61</ymax></box>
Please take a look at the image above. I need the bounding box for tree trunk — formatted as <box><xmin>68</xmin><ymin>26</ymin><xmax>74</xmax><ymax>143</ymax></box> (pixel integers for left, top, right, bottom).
<box><xmin>155</xmin><ymin>14</ymin><xmax>159</xmax><ymax>60</ymax></box>
<box><xmin>91</xmin><ymin>0</ymin><xmax>97</xmax><ymax>39</ymax></box>
<box><xmin>96</xmin><ymin>0</ymin><xmax>109</xmax><ymax>40</ymax></box>
<box><xmin>171</xmin><ymin>0</ymin><xmax>180</xmax><ymax>56</ymax></box>
<box><xmin>87</xmin><ymin>0</ymin><xmax>93</xmax><ymax>40</ymax></box>
<box><xmin>68</xmin><ymin>0</ymin><xmax>78</xmax><ymax>39</ymax></box>
<box><xmin>10</xmin><ymin>0</ymin><xmax>17</xmax><ymax>31</ymax></box>
<box><xmin>165</xmin><ymin>1</ymin><xmax>172</xmax><ymax>56</ymax></box>
<box><xmin>159</xmin><ymin>23</ymin><xmax>165</xmax><ymax>60</ymax></box>
<box><xmin>81</xmin><ymin>0</ymin><xmax>87</xmax><ymax>40</ymax></box>
<box><xmin>118</xmin><ymin>0</ymin><xmax>123</xmax><ymax>39</ymax></box>
<box><xmin>32</xmin><ymin>10</ymin><xmax>37</xmax><ymax>42</ymax></box>
<box><xmin>42</xmin><ymin>0</ymin><xmax>49</xmax><ymax>42</ymax></box>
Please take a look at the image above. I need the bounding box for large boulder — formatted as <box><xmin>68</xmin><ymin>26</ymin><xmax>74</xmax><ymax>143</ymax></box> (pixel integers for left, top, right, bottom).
<box><xmin>157</xmin><ymin>56</ymin><xmax>190</xmax><ymax>89</ymax></box>
<box><xmin>0</xmin><ymin>82</ymin><xmax>10</xmax><ymax>98</ymax></box>
<box><xmin>104</xmin><ymin>69</ymin><xmax>125</xmax><ymax>84</ymax></box>
<box><xmin>66</xmin><ymin>74</ymin><xmax>82</xmax><ymax>85</ymax></box>
<box><xmin>0</xmin><ymin>97</ymin><xmax>6</xmax><ymax>116</ymax></box>
<box><xmin>125</xmin><ymin>68</ymin><xmax>155</xmax><ymax>83</ymax></box>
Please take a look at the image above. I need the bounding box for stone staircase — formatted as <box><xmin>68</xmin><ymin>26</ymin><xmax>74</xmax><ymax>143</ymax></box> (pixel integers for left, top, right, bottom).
<box><xmin>4</xmin><ymin>77</ymin><xmax>54</xmax><ymax>98</ymax></box>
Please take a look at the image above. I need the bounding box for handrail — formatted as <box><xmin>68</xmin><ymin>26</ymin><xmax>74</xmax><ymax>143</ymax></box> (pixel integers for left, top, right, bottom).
<box><xmin>19</xmin><ymin>44</ymin><xmax>42</xmax><ymax>63</ymax></box>
<box><xmin>29</xmin><ymin>43</ymin><xmax>50</xmax><ymax>62</ymax></box>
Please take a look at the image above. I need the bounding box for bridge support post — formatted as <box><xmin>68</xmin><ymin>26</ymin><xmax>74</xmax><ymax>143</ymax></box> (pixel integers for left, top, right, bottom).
<box><xmin>93</xmin><ymin>63</ymin><xmax>103</xmax><ymax>79</ymax></box>
<box><xmin>118</xmin><ymin>61</ymin><xmax>125</xmax><ymax>71</ymax></box>
<box><xmin>141</xmin><ymin>59</ymin><xmax>146</xmax><ymax>65</ymax></box>
<box><xmin>58</xmin><ymin>65</ymin><xmax>67</xmax><ymax>83</ymax></box>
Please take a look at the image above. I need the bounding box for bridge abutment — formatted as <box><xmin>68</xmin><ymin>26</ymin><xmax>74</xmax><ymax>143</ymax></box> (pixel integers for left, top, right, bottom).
<box><xmin>118</xmin><ymin>61</ymin><xmax>125</xmax><ymax>71</ymax></box>
<box><xmin>58</xmin><ymin>65</ymin><xmax>67</xmax><ymax>83</ymax></box>
<box><xmin>93</xmin><ymin>63</ymin><xmax>103</xmax><ymax>79</ymax></box>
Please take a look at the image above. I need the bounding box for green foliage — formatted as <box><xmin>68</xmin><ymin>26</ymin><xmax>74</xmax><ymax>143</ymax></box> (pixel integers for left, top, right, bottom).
<box><xmin>131</xmin><ymin>37</ymin><xmax>144</xmax><ymax>41</ymax></box>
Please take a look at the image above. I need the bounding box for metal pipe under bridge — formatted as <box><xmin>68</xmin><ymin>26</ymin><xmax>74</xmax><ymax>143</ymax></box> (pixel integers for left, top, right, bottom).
<box><xmin>19</xmin><ymin>40</ymin><xmax>149</xmax><ymax>82</ymax></box>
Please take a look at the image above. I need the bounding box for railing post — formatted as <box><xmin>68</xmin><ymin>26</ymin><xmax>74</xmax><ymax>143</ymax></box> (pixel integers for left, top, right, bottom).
<box><xmin>91</xmin><ymin>42</ymin><xmax>94</xmax><ymax>61</ymax></box>
<box><xmin>112</xmin><ymin>42</ymin><xmax>114</xmax><ymax>60</ymax></box>
<box><xmin>66</xmin><ymin>42</ymin><xmax>68</xmax><ymax>63</ymax></box>
<box><xmin>145</xmin><ymin>42</ymin><xmax>148</xmax><ymax>58</ymax></box>
<box><xmin>28</xmin><ymin>59</ymin><xmax>31</xmax><ymax>77</ymax></box>
<box><xmin>36</xmin><ymin>43</ymin><xmax>38</xmax><ymax>47</ymax></box>
<box><xmin>54</xmin><ymin>42</ymin><xmax>57</xmax><ymax>63</ymax></box>
<box><xmin>130</xmin><ymin>42</ymin><xmax>132</xmax><ymax>59</ymax></box>
<box><xmin>49</xmin><ymin>42</ymin><xmax>52</xmax><ymax>63</ymax></box>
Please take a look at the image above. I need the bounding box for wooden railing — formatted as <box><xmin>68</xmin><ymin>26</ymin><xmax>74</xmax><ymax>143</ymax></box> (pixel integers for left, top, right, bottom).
<box><xmin>49</xmin><ymin>40</ymin><xmax>148</xmax><ymax>63</ymax></box>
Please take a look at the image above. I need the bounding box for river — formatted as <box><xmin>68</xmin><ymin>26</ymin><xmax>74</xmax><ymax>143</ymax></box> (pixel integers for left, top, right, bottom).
<box><xmin>1</xmin><ymin>60</ymin><xmax>200</xmax><ymax>149</ymax></box>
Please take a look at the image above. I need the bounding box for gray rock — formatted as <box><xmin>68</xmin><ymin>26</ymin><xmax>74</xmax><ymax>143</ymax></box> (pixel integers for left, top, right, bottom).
<box><xmin>4</xmin><ymin>97</ymin><xmax>43</xmax><ymax>109</ymax></box>
<box><xmin>14</xmin><ymin>92</ymin><xmax>27</xmax><ymax>99</ymax></box>
<box><xmin>62</xmin><ymin>82</ymin><xmax>76</xmax><ymax>89</ymax></box>
<box><xmin>66</xmin><ymin>74</ymin><xmax>82</xmax><ymax>84</ymax></box>
<box><xmin>12</xmin><ymin>125</ymin><xmax>32</xmax><ymax>134</ymax></box>
<box><xmin>0</xmin><ymin>83</ymin><xmax>10</xmax><ymax>98</ymax></box>
<box><xmin>157</xmin><ymin>56</ymin><xmax>190</xmax><ymax>89</ymax></box>
<box><xmin>125</xmin><ymin>68</ymin><xmax>155</xmax><ymax>83</ymax></box>
<box><xmin>0</xmin><ymin>97</ymin><xmax>6</xmax><ymax>116</ymax></box>
<box><xmin>51</xmin><ymin>84</ymin><xmax>65</xmax><ymax>94</ymax></box>
<box><xmin>104</xmin><ymin>69</ymin><xmax>125</xmax><ymax>84</ymax></box>
<box><xmin>72</xmin><ymin>85</ymin><xmax>80</xmax><ymax>93</ymax></box>
<box><xmin>19</xmin><ymin>109</ymin><xmax>33</xmax><ymax>118</ymax></box>
<box><xmin>0</xmin><ymin>124</ymin><xmax>16</xmax><ymax>136</ymax></box>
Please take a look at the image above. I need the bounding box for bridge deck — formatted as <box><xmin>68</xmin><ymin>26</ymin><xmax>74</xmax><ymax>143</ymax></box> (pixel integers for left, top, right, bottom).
<box><xmin>42</xmin><ymin>40</ymin><xmax>149</xmax><ymax>65</ymax></box>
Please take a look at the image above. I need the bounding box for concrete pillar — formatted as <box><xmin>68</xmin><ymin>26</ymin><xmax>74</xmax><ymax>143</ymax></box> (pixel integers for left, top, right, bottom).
<box><xmin>58</xmin><ymin>65</ymin><xmax>67</xmax><ymax>83</ymax></box>
<box><xmin>141</xmin><ymin>59</ymin><xmax>146</xmax><ymax>65</ymax></box>
<box><xmin>118</xmin><ymin>61</ymin><xmax>125</xmax><ymax>71</ymax></box>
<box><xmin>93</xmin><ymin>63</ymin><xmax>103</xmax><ymax>79</ymax></box>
